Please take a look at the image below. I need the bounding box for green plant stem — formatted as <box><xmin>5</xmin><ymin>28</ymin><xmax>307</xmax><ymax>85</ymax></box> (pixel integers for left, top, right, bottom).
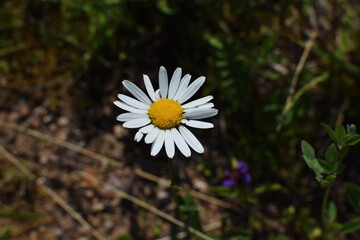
<box><xmin>168</xmin><ymin>157</ymin><xmax>178</xmax><ymax>204</ymax></box>
<box><xmin>168</xmin><ymin>158</ymin><xmax>195</xmax><ymax>238</ymax></box>
<box><xmin>321</xmin><ymin>181</ymin><xmax>333</xmax><ymax>229</ymax></box>
<box><xmin>321</xmin><ymin>146</ymin><xmax>346</xmax><ymax>232</ymax></box>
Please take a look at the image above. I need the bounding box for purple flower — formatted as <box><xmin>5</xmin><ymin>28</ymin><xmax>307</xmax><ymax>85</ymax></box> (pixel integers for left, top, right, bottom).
<box><xmin>222</xmin><ymin>161</ymin><xmax>251</xmax><ymax>188</ymax></box>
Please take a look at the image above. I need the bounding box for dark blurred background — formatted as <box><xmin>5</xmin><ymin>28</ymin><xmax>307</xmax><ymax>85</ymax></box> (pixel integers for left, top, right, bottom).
<box><xmin>1</xmin><ymin>0</ymin><xmax>360</xmax><ymax>239</ymax></box>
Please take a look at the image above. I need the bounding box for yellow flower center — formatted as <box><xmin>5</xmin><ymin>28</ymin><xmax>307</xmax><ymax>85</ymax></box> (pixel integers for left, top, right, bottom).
<box><xmin>148</xmin><ymin>99</ymin><xmax>183</xmax><ymax>129</ymax></box>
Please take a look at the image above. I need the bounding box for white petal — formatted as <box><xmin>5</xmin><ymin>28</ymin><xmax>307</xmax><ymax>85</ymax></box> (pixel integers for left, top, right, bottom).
<box><xmin>134</xmin><ymin>131</ymin><xmax>144</xmax><ymax>142</ymax></box>
<box><xmin>117</xmin><ymin>113</ymin><xmax>148</xmax><ymax>122</ymax></box>
<box><xmin>118</xmin><ymin>94</ymin><xmax>150</xmax><ymax>109</ymax></box>
<box><xmin>151</xmin><ymin>130</ymin><xmax>166</xmax><ymax>156</ymax></box>
<box><xmin>168</xmin><ymin>67</ymin><xmax>182</xmax><ymax>100</ymax></box>
<box><xmin>182</xmin><ymin>120</ymin><xmax>214</xmax><ymax>129</ymax></box>
<box><xmin>159</xmin><ymin>66</ymin><xmax>168</xmax><ymax>98</ymax></box>
<box><xmin>138</xmin><ymin>124</ymin><xmax>155</xmax><ymax>134</ymax></box>
<box><xmin>179</xmin><ymin>126</ymin><xmax>204</xmax><ymax>154</ymax></box>
<box><xmin>178</xmin><ymin>76</ymin><xmax>206</xmax><ymax>104</ymax></box>
<box><xmin>123</xmin><ymin>118</ymin><xmax>151</xmax><ymax>128</ymax></box>
<box><xmin>114</xmin><ymin>101</ymin><xmax>148</xmax><ymax>114</ymax></box>
<box><xmin>155</xmin><ymin>89</ymin><xmax>161</xmax><ymax>101</ymax></box>
<box><xmin>145</xmin><ymin>127</ymin><xmax>160</xmax><ymax>144</ymax></box>
<box><xmin>183</xmin><ymin>109</ymin><xmax>218</xmax><ymax>119</ymax></box>
<box><xmin>171</xmin><ymin>128</ymin><xmax>191</xmax><ymax>157</ymax></box>
<box><xmin>122</xmin><ymin>80</ymin><xmax>152</xmax><ymax>105</ymax></box>
<box><xmin>182</xmin><ymin>96</ymin><xmax>213</xmax><ymax>109</ymax></box>
<box><xmin>164</xmin><ymin>130</ymin><xmax>175</xmax><ymax>158</ymax></box>
<box><xmin>143</xmin><ymin>74</ymin><xmax>156</xmax><ymax>102</ymax></box>
<box><xmin>173</xmin><ymin>74</ymin><xmax>191</xmax><ymax>101</ymax></box>
<box><xmin>183</xmin><ymin>103</ymin><xmax>215</xmax><ymax>113</ymax></box>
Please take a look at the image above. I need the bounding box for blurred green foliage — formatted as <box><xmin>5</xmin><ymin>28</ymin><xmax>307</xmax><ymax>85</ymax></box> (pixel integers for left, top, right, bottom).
<box><xmin>2</xmin><ymin>0</ymin><xmax>360</xmax><ymax>238</ymax></box>
<box><xmin>301</xmin><ymin>123</ymin><xmax>360</xmax><ymax>238</ymax></box>
<box><xmin>0</xmin><ymin>228</ymin><xmax>11</xmax><ymax>240</ymax></box>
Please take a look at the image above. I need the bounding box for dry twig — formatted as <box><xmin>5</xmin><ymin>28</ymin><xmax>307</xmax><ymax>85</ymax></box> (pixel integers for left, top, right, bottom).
<box><xmin>276</xmin><ymin>30</ymin><xmax>318</xmax><ymax>132</ymax></box>
<box><xmin>0</xmin><ymin>144</ymin><xmax>107</xmax><ymax>240</ymax></box>
<box><xmin>0</xmin><ymin>120</ymin><xmax>236</xmax><ymax>210</ymax></box>
<box><xmin>81</xmin><ymin>171</ymin><xmax>215</xmax><ymax>240</ymax></box>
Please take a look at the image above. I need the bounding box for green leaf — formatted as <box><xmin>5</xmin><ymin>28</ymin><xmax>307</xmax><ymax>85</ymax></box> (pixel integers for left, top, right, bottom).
<box><xmin>0</xmin><ymin>43</ymin><xmax>27</xmax><ymax>58</ymax></box>
<box><xmin>179</xmin><ymin>193</ymin><xmax>203</xmax><ymax>232</ymax></box>
<box><xmin>204</xmin><ymin>33</ymin><xmax>224</xmax><ymax>50</ymax></box>
<box><xmin>347</xmin><ymin>124</ymin><xmax>357</xmax><ymax>136</ymax></box>
<box><xmin>179</xmin><ymin>204</ymin><xmax>199</xmax><ymax>212</ymax></box>
<box><xmin>210</xmin><ymin>186</ymin><xmax>239</xmax><ymax>198</ymax></box>
<box><xmin>254</xmin><ymin>183</ymin><xmax>282</xmax><ymax>194</ymax></box>
<box><xmin>325</xmin><ymin>175</ymin><xmax>336</xmax><ymax>183</ymax></box>
<box><xmin>171</xmin><ymin>185</ymin><xmax>182</xmax><ymax>190</ymax></box>
<box><xmin>327</xmin><ymin>201</ymin><xmax>337</xmax><ymax>224</ymax></box>
<box><xmin>269</xmin><ymin>234</ymin><xmax>289</xmax><ymax>240</ymax></box>
<box><xmin>339</xmin><ymin>217</ymin><xmax>360</xmax><ymax>234</ymax></box>
<box><xmin>335</xmin><ymin>125</ymin><xmax>347</xmax><ymax>148</ymax></box>
<box><xmin>0</xmin><ymin>208</ymin><xmax>46</xmax><ymax>221</ymax></box>
<box><xmin>344</xmin><ymin>183</ymin><xmax>360</xmax><ymax>213</ymax></box>
<box><xmin>280</xmin><ymin>206</ymin><xmax>295</xmax><ymax>224</ymax></box>
<box><xmin>325</xmin><ymin>144</ymin><xmax>338</xmax><ymax>170</ymax></box>
<box><xmin>335</xmin><ymin>163</ymin><xmax>346</xmax><ymax>174</ymax></box>
<box><xmin>301</xmin><ymin>140</ymin><xmax>315</xmax><ymax>158</ymax></box>
<box><xmin>318</xmin><ymin>158</ymin><xmax>332</xmax><ymax>174</ymax></box>
<box><xmin>318</xmin><ymin>175</ymin><xmax>336</xmax><ymax>187</ymax></box>
<box><xmin>156</xmin><ymin>0</ymin><xmax>175</xmax><ymax>15</ymax></box>
<box><xmin>115</xmin><ymin>234</ymin><xmax>133</xmax><ymax>240</ymax></box>
<box><xmin>223</xmin><ymin>229</ymin><xmax>251</xmax><ymax>239</ymax></box>
<box><xmin>321</xmin><ymin>123</ymin><xmax>337</xmax><ymax>143</ymax></box>
<box><xmin>291</xmin><ymin>73</ymin><xmax>329</xmax><ymax>111</ymax></box>
<box><xmin>344</xmin><ymin>136</ymin><xmax>360</xmax><ymax>146</ymax></box>
<box><xmin>301</xmin><ymin>140</ymin><xmax>322</xmax><ymax>178</ymax></box>
<box><xmin>259</xmin><ymin>33</ymin><xmax>276</xmax><ymax>59</ymax></box>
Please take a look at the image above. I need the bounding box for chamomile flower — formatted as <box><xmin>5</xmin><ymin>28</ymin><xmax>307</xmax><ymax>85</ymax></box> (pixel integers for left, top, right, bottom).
<box><xmin>114</xmin><ymin>66</ymin><xmax>217</xmax><ymax>158</ymax></box>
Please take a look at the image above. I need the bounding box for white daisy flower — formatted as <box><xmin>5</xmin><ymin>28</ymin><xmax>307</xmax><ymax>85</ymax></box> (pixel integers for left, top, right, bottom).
<box><xmin>114</xmin><ymin>66</ymin><xmax>218</xmax><ymax>158</ymax></box>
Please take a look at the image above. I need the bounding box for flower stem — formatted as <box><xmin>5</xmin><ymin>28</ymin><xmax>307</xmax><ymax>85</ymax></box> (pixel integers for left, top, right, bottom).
<box><xmin>168</xmin><ymin>157</ymin><xmax>178</xmax><ymax>205</ymax></box>
<box><xmin>168</xmin><ymin>158</ymin><xmax>193</xmax><ymax>237</ymax></box>
<box><xmin>321</xmin><ymin>181</ymin><xmax>333</xmax><ymax>230</ymax></box>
